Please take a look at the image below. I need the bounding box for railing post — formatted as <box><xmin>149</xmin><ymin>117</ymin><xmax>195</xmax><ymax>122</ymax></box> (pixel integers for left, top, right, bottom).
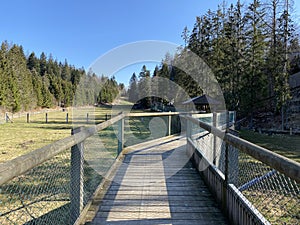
<box><xmin>213</xmin><ymin>112</ymin><xmax>217</xmax><ymax>165</ymax></box>
<box><xmin>45</xmin><ymin>113</ymin><xmax>48</xmax><ymax>123</ymax></box>
<box><xmin>86</xmin><ymin>113</ymin><xmax>89</xmax><ymax>124</ymax></box>
<box><xmin>70</xmin><ymin>127</ymin><xmax>84</xmax><ymax>225</ymax></box>
<box><xmin>222</xmin><ymin>111</ymin><xmax>230</xmax><ymax>212</ymax></box>
<box><xmin>168</xmin><ymin>112</ymin><xmax>172</xmax><ymax>136</ymax></box>
<box><xmin>66</xmin><ymin>112</ymin><xmax>69</xmax><ymax>123</ymax></box>
<box><xmin>117</xmin><ymin>116</ymin><xmax>124</xmax><ymax>155</ymax></box>
<box><xmin>186</xmin><ymin>116</ymin><xmax>192</xmax><ymax>140</ymax></box>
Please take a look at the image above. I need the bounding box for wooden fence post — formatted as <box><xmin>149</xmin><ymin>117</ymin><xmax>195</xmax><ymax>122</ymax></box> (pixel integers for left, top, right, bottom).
<box><xmin>45</xmin><ymin>113</ymin><xmax>48</xmax><ymax>123</ymax></box>
<box><xmin>168</xmin><ymin>113</ymin><xmax>172</xmax><ymax>136</ymax></box>
<box><xmin>66</xmin><ymin>113</ymin><xmax>69</xmax><ymax>124</ymax></box>
<box><xmin>105</xmin><ymin>113</ymin><xmax>108</xmax><ymax>121</ymax></box>
<box><xmin>70</xmin><ymin>127</ymin><xmax>84</xmax><ymax>225</ymax></box>
<box><xmin>117</xmin><ymin>117</ymin><xmax>124</xmax><ymax>155</ymax></box>
<box><xmin>86</xmin><ymin>113</ymin><xmax>89</xmax><ymax>123</ymax></box>
<box><xmin>5</xmin><ymin>113</ymin><xmax>8</xmax><ymax>123</ymax></box>
<box><xmin>27</xmin><ymin>113</ymin><xmax>30</xmax><ymax>123</ymax></box>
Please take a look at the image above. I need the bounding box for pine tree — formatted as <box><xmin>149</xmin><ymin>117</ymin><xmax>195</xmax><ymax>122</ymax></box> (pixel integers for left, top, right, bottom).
<box><xmin>138</xmin><ymin>65</ymin><xmax>151</xmax><ymax>108</ymax></box>
<box><xmin>243</xmin><ymin>0</ymin><xmax>268</xmax><ymax>126</ymax></box>
<box><xmin>39</xmin><ymin>52</ymin><xmax>47</xmax><ymax>76</ymax></box>
<box><xmin>128</xmin><ymin>73</ymin><xmax>138</xmax><ymax>103</ymax></box>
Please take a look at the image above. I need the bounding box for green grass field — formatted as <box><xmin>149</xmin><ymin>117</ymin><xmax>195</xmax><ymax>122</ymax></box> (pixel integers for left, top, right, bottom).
<box><xmin>0</xmin><ymin>106</ymin><xmax>114</xmax><ymax>162</ymax></box>
<box><xmin>240</xmin><ymin>130</ymin><xmax>300</xmax><ymax>163</ymax></box>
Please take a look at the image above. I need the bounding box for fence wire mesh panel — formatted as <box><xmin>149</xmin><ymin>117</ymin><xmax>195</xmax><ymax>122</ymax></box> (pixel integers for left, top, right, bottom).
<box><xmin>234</xmin><ymin>149</ymin><xmax>300</xmax><ymax>225</ymax></box>
<box><xmin>0</xmin><ymin>149</ymin><xmax>71</xmax><ymax>225</ymax></box>
<box><xmin>191</xmin><ymin>128</ymin><xmax>299</xmax><ymax>224</ymax></box>
<box><xmin>125</xmin><ymin>115</ymin><xmax>180</xmax><ymax>146</ymax></box>
<box><xmin>188</xmin><ymin>112</ymin><xmax>299</xmax><ymax>225</ymax></box>
<box><xmin>0</xmin><ymin>142</ymin><xmax>104</xmax><ymax>224</ymax></box>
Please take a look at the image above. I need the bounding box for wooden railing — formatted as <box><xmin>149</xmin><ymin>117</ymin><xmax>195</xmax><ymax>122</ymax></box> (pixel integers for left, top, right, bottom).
<box><xmin>184</xmin><ymin>113</ymin><xmax>300</xmax><ymax>225</ymax></box>
<box><xmin>1</xmin><ymin>111</ymin><xmax>299</xmax><ymax>225</ymax></box>
<box><xmin>0</xmin><ymin>113</ymin><xmax>126</xmax><ymax>224</ymax></box>
<box><xmin>0</xmin><ymin>112</ymin><xmax>184</xmax><ymax>224</ymax></box>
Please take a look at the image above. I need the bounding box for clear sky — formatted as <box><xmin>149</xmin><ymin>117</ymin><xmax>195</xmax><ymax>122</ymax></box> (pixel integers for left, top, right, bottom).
<box><xmin>0</xmin><ymin>0</ymin><xmax>299</xmax><ymax>86</ymax></box>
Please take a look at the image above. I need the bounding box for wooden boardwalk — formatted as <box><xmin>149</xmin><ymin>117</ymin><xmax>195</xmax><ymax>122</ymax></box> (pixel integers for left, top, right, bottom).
<box><xmin>83</xmin><ymin>136</ymin><xmax>228</xmax><ymax>225</ymax></box>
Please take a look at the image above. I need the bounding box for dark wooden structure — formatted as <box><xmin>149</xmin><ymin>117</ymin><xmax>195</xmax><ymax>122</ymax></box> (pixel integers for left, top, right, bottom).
<box><xmin>182</xmin><ymin>94</ymin><xmax>221</xmax><ymax>112</ymax></box>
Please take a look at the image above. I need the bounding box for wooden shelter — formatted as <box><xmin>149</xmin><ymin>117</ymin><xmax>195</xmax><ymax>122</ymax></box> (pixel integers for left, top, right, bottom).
<box><xmin>182</xmin><ymin>94</ymin><xmax>221</xmax><ymax>112</ymax></box>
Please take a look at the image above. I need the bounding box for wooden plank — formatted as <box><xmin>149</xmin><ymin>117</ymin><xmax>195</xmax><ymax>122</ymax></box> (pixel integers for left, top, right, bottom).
<box><xmin>88</xmin><ymin>219</ymin><xmax>225</xmax><ymax>225</ymax></box>
<box><xmin>99</xmin><ymin>199</ymin><xmax>218</xmax><ymax>207</ymax></box>
<box><xmin>94</xmin><ymin>211</ymin><xmax>226</xmax><ymax>220</ymax></box>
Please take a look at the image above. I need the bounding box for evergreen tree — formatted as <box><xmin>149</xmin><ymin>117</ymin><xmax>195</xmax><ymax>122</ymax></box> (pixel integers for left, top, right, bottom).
<box><xmin>242</xmin><ymin>0</ymin><xmax>268</xmax><ymax>125</ymax></box>
<box><xmin>138</xmin><ymin>65</ymin><xmax>151</xmax><ymax>108</ymax></box>
<box><xmin>39</xmin><ymin>52</ymin><xmax>47</xmax><ymax>76</ymax></box>
<box><xmin>128</xmin><ymin>73</ymin><xmax>138</xmax><ymax>103</ymax></box>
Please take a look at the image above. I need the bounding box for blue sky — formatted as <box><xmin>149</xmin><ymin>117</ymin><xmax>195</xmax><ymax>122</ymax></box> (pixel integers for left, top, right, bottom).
<box><xmin>0</xmin><ymin>0</ymin><xmax>299</xmax><ymax>86</ymax></box>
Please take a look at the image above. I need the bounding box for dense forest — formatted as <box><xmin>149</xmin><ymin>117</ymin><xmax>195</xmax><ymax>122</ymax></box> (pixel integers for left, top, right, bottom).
<box><xmin>0</xmin><ymin>41</ymin><xmax>123</xmax><ymax>113</ymax></box>
<box><xmin>128</xmin><ymin>0</ymin><xmax>300</xmax><ymax>119</ymax></box>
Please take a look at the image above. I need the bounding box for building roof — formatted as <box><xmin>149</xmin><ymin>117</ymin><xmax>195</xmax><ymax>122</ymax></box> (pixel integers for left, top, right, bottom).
<box><xmin>182</xmin><ymin>94</ymin><xmax>221</xmax><ymax>105</ymax></box>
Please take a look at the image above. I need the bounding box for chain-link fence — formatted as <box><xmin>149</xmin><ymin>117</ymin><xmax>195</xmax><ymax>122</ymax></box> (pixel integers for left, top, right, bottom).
<box><xmin>189</xmin><ymin>113</ymin><xmax>299</xmax><ymax>225</ymax></box>
<box><xmin>0</xmin><ymin>111</ymin><xmax>121</xmax><ymax>225</ymax></box>
<box><xmin>0</xmin><ymin>132</ymin><xmax>113</xmax><ymax>225</ymax></box>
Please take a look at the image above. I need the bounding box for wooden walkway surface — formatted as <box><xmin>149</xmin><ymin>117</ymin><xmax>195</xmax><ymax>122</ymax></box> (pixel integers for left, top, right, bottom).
<box><xmin>84</xmin><ymin>135</ymin><xmax>228</xmax><ymax>225</ymax></box>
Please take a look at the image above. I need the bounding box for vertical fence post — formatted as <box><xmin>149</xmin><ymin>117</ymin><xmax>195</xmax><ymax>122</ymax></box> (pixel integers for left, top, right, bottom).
<box><xmin>213</xmin><ymin>112</ymin><xmax>217</xmax><ymax>165</ymax></box>
<box><xmin>117</xmin><ymin>116</ymin><xmax>124</xmax><ymax>156</ymax></box>
<box><xmin>105</xmin><ymin>113</ymin><xmax>108</xmax><ymax>121</ymax></box>
<box><xmin>5</xmin><ymin>112</ymin><xmax>8</xmax><ymax>123</ymax></box>
<box><xmin>86</xmin><ymin>113</ymin><xmax>89</xmax><ymax>124</ymax></box>
<box><xmin>70</xmin><ymin>127</ymin><xmax>84</xmax><ymax>225</ymax></box>
<box><xmin>233</xmin><ymin>111</ymin><xmax>236</xmax><ymax>129</ymax></box>
<box><xmin>168</xmin><ymin>112</ymin><xmax>172</xmax><ymax>136</ymax></box>
<box><xmin>66</xmin><ymin>113</ymin><xmax>69</xmax><ymax>124</ymax></box>
<box><xmin>45</xmin><ymin>113</ymin><xmax>48</xmax><ymax>123</ymax></box>
<box><xmin>222</xmin><ymin>111</ymin><xmax>230</xmax><ymax>212</ymax></box>
<box><xmin>186</xmin><ymin>116</ymin><xmax>191</xmax><ymax>140</ymax></box>
<box><xmin>27</xmin><ymin>113</ymin><xmax>30</xmax><ymax>123</ymax></box>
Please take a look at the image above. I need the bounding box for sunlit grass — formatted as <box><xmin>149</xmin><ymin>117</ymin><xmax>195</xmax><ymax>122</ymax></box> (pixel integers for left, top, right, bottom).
<box><xmin>0</xmin><ymin>106</ymin><xmax>113</xmax><ymax>162</ymax></box>
<box><xmin>239</xmin><ymin>130</ymin><xmax>300</xmax><ymax>163</ymax></box>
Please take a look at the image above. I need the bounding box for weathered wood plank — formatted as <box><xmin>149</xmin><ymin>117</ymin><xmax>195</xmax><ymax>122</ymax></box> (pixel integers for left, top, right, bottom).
<box><xmin>99</xmin><ymin>199</ymin><xmax>218</xmax><ymax>207</ymax></box>
<box><xmin>94</xmin><ymin>211</ymin><xmax>227</xmax><ymax>220</ymax></box>
<box><xmin>88</xmin><ymin>220</ymin><xmax>226</xmax><ymax>225</ymax></box>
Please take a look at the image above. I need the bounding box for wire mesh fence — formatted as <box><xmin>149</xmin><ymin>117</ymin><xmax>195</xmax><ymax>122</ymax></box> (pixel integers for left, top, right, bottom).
<box><xmin>233</xmin><ymin>150</ymin><xmax>299</xmax><ymax>225</ymax></box>
<box><xmin>0</xmin><ymin>125</ymin><xmax>119</xmax><ymax>225</ymax></box>
<box><xmin>124</xmin><ymin>114</ymin><xmax>182</xmax><ymax>147</ymax></box>
<box><xmin>190</xmin><ymin>113</ymin><xmax>300</xmax><ymax>225</ymax></box>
